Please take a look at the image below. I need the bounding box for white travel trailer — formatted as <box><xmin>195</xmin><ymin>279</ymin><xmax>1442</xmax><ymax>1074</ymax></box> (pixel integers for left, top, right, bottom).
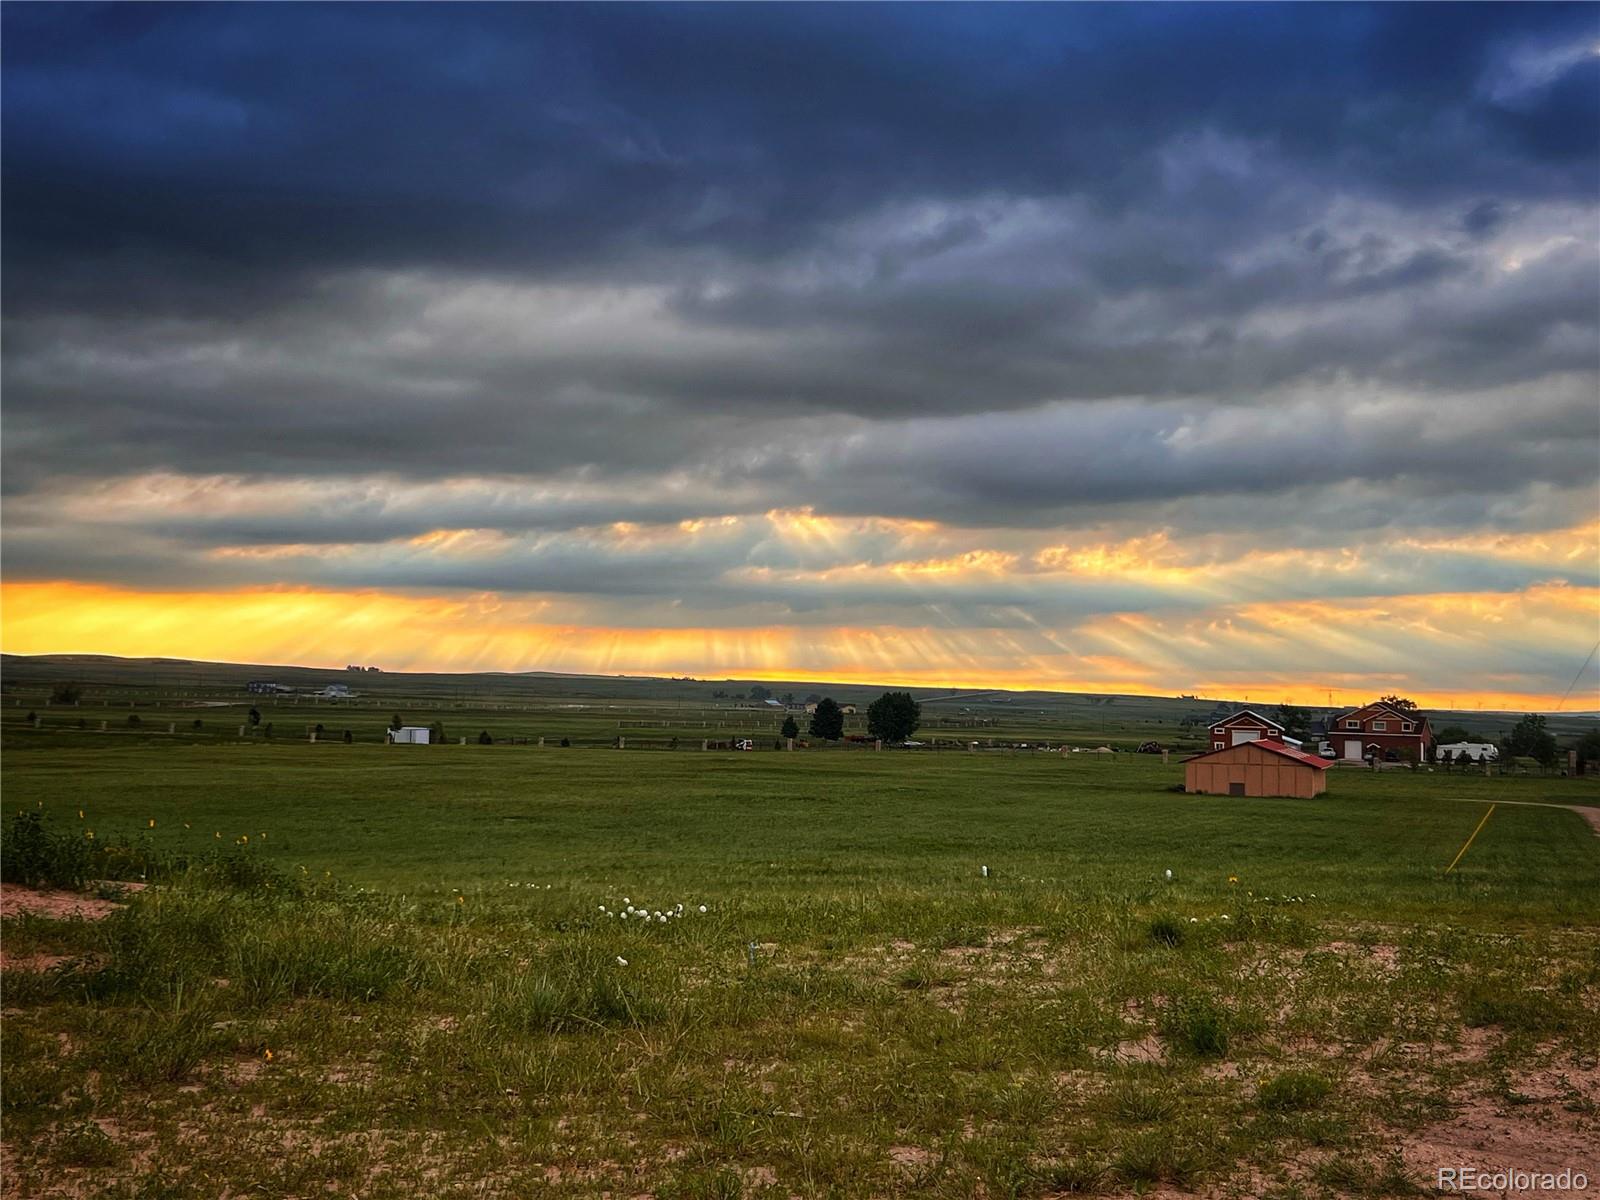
<box><xmin>1437</xmin><ymin>741</ymin><xmax>1498</xmax><ymax>763</ymax></box>
<box><xmin>388</xmin><ymin>726</ymin><xmax>431</xmax><ymax>745</ymax></box>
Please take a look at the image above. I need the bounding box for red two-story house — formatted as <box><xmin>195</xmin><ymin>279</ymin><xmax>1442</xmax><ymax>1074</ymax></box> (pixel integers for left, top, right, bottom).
<box><xmin>1328</xmin><ymin>701</ymin><xmax>1433</xmax><ymax>762</ymax></box>
<box><xmin>1207</xmin><ymin>709</ymin><xmax>1287</xmax><ymax>751</ymax></box>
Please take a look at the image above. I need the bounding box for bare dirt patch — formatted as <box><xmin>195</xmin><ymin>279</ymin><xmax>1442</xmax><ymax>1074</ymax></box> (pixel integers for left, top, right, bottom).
<box><xmin>1385</xmin><ymin>1046</ymin><xmax>1599</xmax><ymax>1197</ymax></box>
<box><xmin>0</xmin><ymin>882</ymin><xmax>144</xmax><ymax>922</ymax></box>
<box><xmin>888</xmin><ymin>1145</ymin><xmax>935</xmax><ymax>1170</ymax></box>
<box><xmin>1400</xmin><ymin>1097</ymin><xmax>1596</xmax><ymax>1197</ymax></box>
<box><xmin>1105</xmin><ymin>1034</ymin><xmax>1165</xmax><ymax>1064</ymax></box>
<box><xmin>0</xmin><ymin>950</ymin><xmax>76</xmax><ymax>972</ymax></box>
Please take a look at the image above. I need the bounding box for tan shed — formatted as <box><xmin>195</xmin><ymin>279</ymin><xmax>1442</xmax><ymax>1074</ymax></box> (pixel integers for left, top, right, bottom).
<box><xmin>1183</xmin><ymin>739</ymin><xmax>1332</xmax><ymax>799</ymax></box>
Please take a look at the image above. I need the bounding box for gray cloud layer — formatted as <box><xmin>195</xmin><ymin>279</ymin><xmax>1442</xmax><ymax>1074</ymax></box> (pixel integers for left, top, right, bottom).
<box><xmin>2</xmin><ymin>4</ymin><xmax>1596</xmax><ymax>675</ymax></box>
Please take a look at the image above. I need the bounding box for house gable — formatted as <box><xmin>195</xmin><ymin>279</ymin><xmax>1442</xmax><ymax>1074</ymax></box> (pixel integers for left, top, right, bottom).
<box><xmin>1206</xmin><ymin>708</ymin><xmax>1286</xmax><ymax>751</ymax></box>
<box><xmin>1208</xmin><ymin>709</ymin><xmax>1284</xmax><ymax>732</ymax></box>
<box><xmin>1331</xmin><ymin>701</ymin><xmax>1428</xmax><ymax>736</ymax></box>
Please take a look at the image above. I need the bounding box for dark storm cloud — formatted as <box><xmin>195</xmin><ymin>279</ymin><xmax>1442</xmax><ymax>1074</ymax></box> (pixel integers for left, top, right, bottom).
<box><xmin>5</xmin><ymin>2</ymin><xmax>1595</xmax><ymax>306</ymax></box>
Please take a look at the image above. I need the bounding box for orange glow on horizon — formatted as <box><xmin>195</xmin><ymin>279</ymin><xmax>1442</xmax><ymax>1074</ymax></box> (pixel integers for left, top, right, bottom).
<box><xmin>3</xmin><ymin>580</ymin><xmax>1593</xmax><ymax>712</ymax></box>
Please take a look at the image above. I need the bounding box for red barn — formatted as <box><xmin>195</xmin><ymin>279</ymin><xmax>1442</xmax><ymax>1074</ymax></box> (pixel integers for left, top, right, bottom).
<box><xmin>1206</xmin><ymin>709</ymin><xmax>1286</xmax><ymax>752</ymax></box>
<box><xmin>1327</xmin><ymin>700</ymin><xmax>1433</xmax><ymax>763</ymax></box>
<box><xmin>1184</xmin><ymin>740</ymin><xmax>1332</xmax><ymax>798</ymax></box>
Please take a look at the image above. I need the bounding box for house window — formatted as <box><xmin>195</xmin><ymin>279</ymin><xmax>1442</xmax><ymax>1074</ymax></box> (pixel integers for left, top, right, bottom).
<box><xmin>1373</xmin><ymin>720</ymin><xmax>1386</xmax><ymax>731</ymax></box>
<box><xmin>1345</xmin><ymin>720</ymin><xmax>1358</xmax><ymax>729</ymax></box>
<box><xmin>1401</xmin><ymin>721</ymin><xmax>1414</xmax><ymax>732</ymax></box>
<box><xmin>1213</xmin><ymin>741</ymin><xmax>1224</xmax><ymax>750</ymax></box>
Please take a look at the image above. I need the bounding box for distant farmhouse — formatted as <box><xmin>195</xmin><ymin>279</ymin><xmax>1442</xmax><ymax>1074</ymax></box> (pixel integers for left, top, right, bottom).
<box><xmin>1209</xmin><ymin>699</ymin><xmax>1434</xmax><ymax>765</ymax></box>
<box><xmin>1327</xmin><ymin>700</ymin><xmax>1432</xmax><ymax>763</ymax></box>
<box><xmin>246</xmin><ymin>680</ymin><xmax>294</xmax><ymax>695</ymax></box>
<box><xmin>317</xmin><ymin>684</ymin><xmax>356</xmax><ymax>700</ymax></box>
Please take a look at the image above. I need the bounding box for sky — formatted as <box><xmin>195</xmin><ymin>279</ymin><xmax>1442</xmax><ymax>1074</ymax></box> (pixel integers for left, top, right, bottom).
<box><xmin>3</xmin><ymin>3</ymin><xmax>1598</xmax><ymax>709</ymax></box>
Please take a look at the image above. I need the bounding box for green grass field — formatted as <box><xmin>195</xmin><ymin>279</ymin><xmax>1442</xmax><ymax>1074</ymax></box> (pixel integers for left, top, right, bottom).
<box><xmin>3</xmin><ymin>740</ymin><xmax>1598</xmax><ymax>1198</ymax></box>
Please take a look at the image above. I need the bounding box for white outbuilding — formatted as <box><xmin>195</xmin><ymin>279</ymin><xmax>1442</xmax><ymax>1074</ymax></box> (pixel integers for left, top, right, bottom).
<box><xmin>388</xmin><ymin>726</ymin><xmax>431</xmax><ymax>745</ymax></box>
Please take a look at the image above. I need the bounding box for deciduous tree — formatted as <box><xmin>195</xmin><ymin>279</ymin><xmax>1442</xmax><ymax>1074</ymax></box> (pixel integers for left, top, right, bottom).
<box><xmin>867</xmin><ymin>692</ymin><xmax>921</xmax><ymax>743</ymax></box>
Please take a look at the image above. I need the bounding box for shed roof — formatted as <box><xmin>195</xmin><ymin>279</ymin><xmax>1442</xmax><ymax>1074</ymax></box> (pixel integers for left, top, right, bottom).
<box><xmin>1182</xmin><ymin>741</ymin><xmax>1332</xmax><ymax>770</ymax></box>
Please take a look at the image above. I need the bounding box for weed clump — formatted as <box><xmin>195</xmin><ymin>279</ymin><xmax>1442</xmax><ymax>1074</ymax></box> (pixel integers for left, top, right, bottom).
<box><xmin>1111</xmin><ymin>1080</ymin><xmax>1177</xmax><ymax>1124</ymax></box>
<box><xmin>51</xmin><ymin>1120</ymin><xmax>126</xmax><ymax>1168</ymax></box>
<box><xmin>1460</xmin><ymin>982</ymin><xmax>1574</xmax><ymax>1037</ymax></box>
<box><xmin>485</xmin><ymin>953</ymin><xmax>668</xmax><ymax>1032</ymax></box>
<box><xmin>2</xmin><ymin>811</ymin><xmax>95</xmax><ymax>889</ymax></box>
<box><xmin>1146</xmin><ymin>915</ymin><xmax>1185</xmax><ymax>947</ymax></box>
<box><xmin>1113</xmin><ymin>1127</ymin><xmax>1205</xmax><ymax>1186</ymax></box>
<box><xmin>1257</xmin><ymin>1069</ymin><xmax>1333</xmax><ymax>1112</ymax></box>
<box><xmin>1159</xmin><ymin>994</ymin><xmax>1231</xmax><ymax>1058</ymax></box>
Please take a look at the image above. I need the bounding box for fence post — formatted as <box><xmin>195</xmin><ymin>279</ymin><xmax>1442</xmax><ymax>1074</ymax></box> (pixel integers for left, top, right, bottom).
<box><xmin>702</xmin><ymin>739</ymin><xmax>709</xmax><ymax>751</ymax></box>
<box><xmin>787</xmin><ymin>737</ymin><xmax>795</xmax><ymax>751</ymax></box>
<box><xmin>538</xmin><ymin>736</ymin><xmax>544</xmax><ymax>747</ymax></box>
<box><xmin>618</xmin><ymin>736</ymin><xmax>626</xmax><ymax>750</ymax></box>
<box><xmin>875</xmin><ymin>739</ymin><xmax>882</xmax><ymax>752</ymax></box>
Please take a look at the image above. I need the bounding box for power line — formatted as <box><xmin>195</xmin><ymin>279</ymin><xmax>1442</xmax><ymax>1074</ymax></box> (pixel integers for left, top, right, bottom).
<box><xmin>1553</xmin><ymin>639</ymin><xmax>1600</xmax><ymax>712</ymax></box>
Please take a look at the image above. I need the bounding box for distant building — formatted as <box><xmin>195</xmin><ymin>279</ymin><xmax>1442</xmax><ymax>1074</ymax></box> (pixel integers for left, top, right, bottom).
<box><xmin>1184</xmin><ymin>740</ymin><xmax>1332</xmax><ymax>798</ymax></box>
<box><xmin>317</xmin><ymin>684</ymin><xmax>355</xmax><ymax>700</ymax></box>
<box><xmin>1206</xmin><ymin>709</ymin><xmax>1286</xmax><ymax>751</ymax></box>
<box><xmin>246</xmin><ymin>681</ymin><xmax>293</xmax><ymax>694</ymax></box>
<box><xmin>1327</xmin><ymin>701</ymin><xmax>1433</xmax><ymax>762</ymax></box>
<box><xmin>388</xmin><ymin>726</ymin><xmax>430</xmax><ymax>745</ymax></box>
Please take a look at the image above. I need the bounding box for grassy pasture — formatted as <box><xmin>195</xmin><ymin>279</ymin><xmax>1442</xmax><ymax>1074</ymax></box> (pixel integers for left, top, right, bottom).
<box><xmin>3</xmin><ymin>742</ymin><xmax>1598</xmax><ymax>1198</ymax></box>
